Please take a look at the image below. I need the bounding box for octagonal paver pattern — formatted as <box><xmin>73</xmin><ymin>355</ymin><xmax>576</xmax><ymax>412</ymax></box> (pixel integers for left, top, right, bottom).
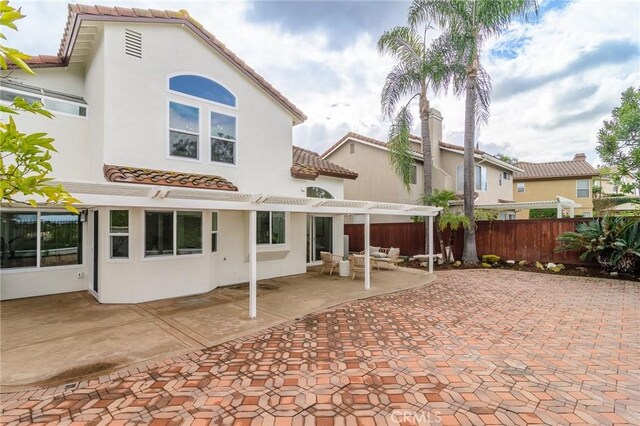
<box><xmin>1</xmin><ymin>270</ymin><xmax>639</xmax><ymax>425</ymax></box>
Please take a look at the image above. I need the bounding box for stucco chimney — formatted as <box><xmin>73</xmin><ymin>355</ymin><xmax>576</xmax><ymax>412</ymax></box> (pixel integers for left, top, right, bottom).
<box><xmin>429</xmin><ymin>108</ymin><xmax>443</xmax><ymax>167</ymax></box>
<box><xmin>573</xmin><ymin>153</ymin><xmax>586</xmax><ymax>161</ymax></box>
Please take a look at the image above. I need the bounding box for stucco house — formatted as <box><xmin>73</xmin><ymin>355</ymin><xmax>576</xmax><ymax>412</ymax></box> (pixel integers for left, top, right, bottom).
<box><xmin>513</xmin><ymin>153</ymin><xmax>599</xmax><ymax>219</ymax></box>
<box><xmin>0</xmin><ymin>4</ymin><xmax>440</xmax><ymax>310</ymax></box>
<box><xmin>322</xmin><ymin>109</ymin><xmax>521</xmax><ymax>222</ymax></box>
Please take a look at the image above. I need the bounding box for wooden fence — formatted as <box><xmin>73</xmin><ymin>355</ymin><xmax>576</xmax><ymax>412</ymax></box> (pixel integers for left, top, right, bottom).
<box><xmin>344</xmin><ymin>218</ymin><xmax>593</xmax><ymax>265</ymax></box>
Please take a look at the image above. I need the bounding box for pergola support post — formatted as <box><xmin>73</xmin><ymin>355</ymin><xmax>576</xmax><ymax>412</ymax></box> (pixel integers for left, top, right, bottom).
<box><xmin>428</xmin><ymin>215</ymin><xmax>434</xmax><ymax>274</ymax></box>
<box><xmin>249</xmin><ymin>210</ymin><xmax>257</xmax><ymax>319</ymax></box>
<box><xmin>364</xmin><ymin>213</ymin><xmax>370</xmax><ymax>290</ymax></box>
<box><xmin>557</xmin><ymin>203</ymin><xmax>563</xmax><ymax>218</ymax></box>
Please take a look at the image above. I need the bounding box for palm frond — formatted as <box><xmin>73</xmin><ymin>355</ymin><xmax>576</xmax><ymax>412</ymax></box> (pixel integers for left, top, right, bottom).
<box><xmin>387</xmin><ymin>106</ymin><xmax>415</xmax><ymax>192</ymax></box>
<box><xmin>381</xmin><ymin>63</ymin><xmax>422</xmax><ymax>119</ymax></box>
<box><xmin>378</xmin><ymin>26</ymin><xmax>425</xmax><ymax>67</ymax></box>
<box><xmin>474</xmin><ymin>64</ymin><xmax>492</xmax><ymax>126</ymax></box>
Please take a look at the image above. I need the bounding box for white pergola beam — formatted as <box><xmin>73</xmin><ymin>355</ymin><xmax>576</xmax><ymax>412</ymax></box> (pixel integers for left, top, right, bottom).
<box><xmin>249</xmin><ymin>210</ymin><xmax>257</xmax><ymax>319</ymax></box>
<box><xmin>364</xmin><ymin>214</ymin><xmax>370</xmax><ymax>291</ymax></box>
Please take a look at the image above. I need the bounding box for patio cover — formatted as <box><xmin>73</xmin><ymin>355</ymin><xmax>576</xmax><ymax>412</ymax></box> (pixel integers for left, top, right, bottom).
<box><xmin>50</xmin><ymin>181</ymin><xmax>442</xmax><ymax>318</ymax></box>
<box><xmin>474</xmin><ymin>196</ymin><xmax>582</xmax><ymax>218</ymax></box>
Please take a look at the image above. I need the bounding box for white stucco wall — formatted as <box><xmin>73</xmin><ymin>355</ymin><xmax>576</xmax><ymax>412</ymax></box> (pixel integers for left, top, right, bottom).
<box><xmin>100</xmin><ymin>22</ymin><xmax>299</xmax><ymax>195</ymax></box>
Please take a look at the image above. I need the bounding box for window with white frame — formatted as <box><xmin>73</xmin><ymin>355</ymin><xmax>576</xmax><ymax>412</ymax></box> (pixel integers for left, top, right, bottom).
<box><xmin>475</xmin><ymin>165</ymin><xmax>488</xmax><ymax>191</ymax></box>
<box><xmin>144</xmin><ymin>211</ymin><xmax>203</xmax><ymax>257</ymax></box>
<box><xmin>211</xmin><ymin>212</ymin><xmax>218</xmax><ymax>253</ymax></box>
<box><xmin>0</xmin><ymin>80</ymin><xmax>88</xmax><ymax>117</ymax></box>
<box><xmin>210</xmin><ymin>111</ymin><xmax>236</xmax><ymax>164</ymax></box>
<box><xmin>576</xmin><ymin>179</ymin><xmax>590</xmax><ymax>198</ymax></box>
<box><xmin>167</xmin><ymin>75</ymin><xmax>237</xmax><ymax>164</ymax></box>
<box><xmin>517</xmin><ymin>182</ymin><xmax>525</xmax><ymax>193</ymax></box>
<box><xmin>169</xmin><ymin>101</ymin><xmax>199</xmax><ymax>160</ymax></box>
<box><xmin>0</xmin><ymin>211</ymin><xmax>82</xmax><ymax>269</ymax></box>
<box><xmin>109</xmin><ymin>210</ymin><xmax>129</xmax><ymax>259</ymax></box>
<box><xmin>456</xmin><ymin>166</ymin><xmax>464</xmax><ymax>191</ymax></box>
<box><xmin>257</xmin><ymin>211</ymin><xmax>286</xmax><ymax>245</ymax></box>
<box><xmin>410</xmin><ymin>164</ymin><xmax>417</xmax><ymax>185</ymax></box>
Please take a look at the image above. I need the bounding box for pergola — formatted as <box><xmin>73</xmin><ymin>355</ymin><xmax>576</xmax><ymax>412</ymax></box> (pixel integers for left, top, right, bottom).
<box><xmin>56</xmin><ymin>181</ymin><xmax>442</xmax><ymax>318</ymax></box>
<box><xmin>474</xmin><ymin>196</ymin><xmax>582</xmax><ymax>218</ymax></box>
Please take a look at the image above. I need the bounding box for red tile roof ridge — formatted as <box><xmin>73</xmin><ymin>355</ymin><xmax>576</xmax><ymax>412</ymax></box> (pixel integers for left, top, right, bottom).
<box><xmin>103</xmin><ymin>164</ymin><xmax>238</xmax><ymax>191</ymax></box>
<box><xmin>292</xmin><ymin>146</ymin><xmax>358</xmax><ymax>180</ymax></box>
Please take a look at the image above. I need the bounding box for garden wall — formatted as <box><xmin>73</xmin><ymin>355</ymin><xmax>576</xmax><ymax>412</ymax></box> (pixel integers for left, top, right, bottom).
<box><xmin>344</xmin><ymin>218</ymin><xmax>594</xmax><ymax>265</ymax></box>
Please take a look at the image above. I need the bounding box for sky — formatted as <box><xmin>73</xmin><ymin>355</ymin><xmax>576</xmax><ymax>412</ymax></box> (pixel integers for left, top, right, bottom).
<box><xmin>7</xmin><ymin>0</ymin><xmax>640</xmax><ymax>165</ymax></box>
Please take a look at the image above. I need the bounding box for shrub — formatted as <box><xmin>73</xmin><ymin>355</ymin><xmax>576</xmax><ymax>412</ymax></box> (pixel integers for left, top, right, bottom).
<box><xmin>529</xmin><ymin>208</ymin><xmax>558</xmax><ymax>219</ymax></box>
<box><xmin>555</xmin><ymin>216</ymin><xmax>640</xmax><ymax>273</ymax></box>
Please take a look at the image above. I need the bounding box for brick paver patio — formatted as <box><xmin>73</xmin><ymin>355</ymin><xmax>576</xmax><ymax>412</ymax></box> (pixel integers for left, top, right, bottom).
<box><xmin>1</xmin><ymin>270</ymin><xmax>638</xmax><ymax>425</ymax></box>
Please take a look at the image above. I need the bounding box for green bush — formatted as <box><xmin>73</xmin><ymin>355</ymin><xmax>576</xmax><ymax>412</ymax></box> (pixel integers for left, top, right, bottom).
<box><xmin>555</xmin><ymin>216</ymin><xmax>640</xmax><ymax>273</ymax></box>
<box><xmin>529</xmin><ymin>208</ymin><xmax>557</xmax><ymax>219</ymax></box>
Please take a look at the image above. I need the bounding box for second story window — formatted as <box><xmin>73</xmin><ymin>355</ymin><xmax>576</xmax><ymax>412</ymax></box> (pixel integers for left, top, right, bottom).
<box><xmin>517</xmin><ymin>182</ymin><xmax>525</xmax><ymax>193</ymax></box>
<box><xmin>576</xmin><ymin>179</ymin><xmax>590</xmax><ymax>198</ymax></box>
<box><xmin>169</xmin><ymin>102</ymin><xmax>199</xmax><ymax>160</ymax></box>
<box><xmin>168</xmin><ymin>74</ymin><xmax>237</xmax><ymax>165</ymax></box>
<box><xmin>475</xmin><ymin>165</ymin><xmax>488</xmax><ymax>191</ymax></box>
<box><xmin>410</xmin><ymin>164</ymin><xmax>417</xmax><ymax>185</ymax></box>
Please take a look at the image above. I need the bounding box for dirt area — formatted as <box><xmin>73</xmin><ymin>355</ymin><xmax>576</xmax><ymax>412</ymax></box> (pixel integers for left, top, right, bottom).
<box><xmin>405</xmin><ymin>259</ymin><xmax>640</xmax><ymax>282</ymax></box>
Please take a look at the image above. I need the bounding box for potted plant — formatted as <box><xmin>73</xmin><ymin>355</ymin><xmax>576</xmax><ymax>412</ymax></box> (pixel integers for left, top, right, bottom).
<box><xmin>339</xmin><ymin>254</ymin><xmax>350</xmax><ymax>277</ymax></box>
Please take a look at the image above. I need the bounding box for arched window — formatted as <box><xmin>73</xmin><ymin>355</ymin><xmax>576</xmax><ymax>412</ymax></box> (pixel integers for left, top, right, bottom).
<box><xmin>167</xmin><ymin>74</ymin><xmax>238</xmax><ymax>164</ymax></box>
<box><xmin>169</xmin><ymin>75</ymin><xmax>236</xmax><ymax>107</ymax></box>
<box><xmin>306</xmin><ymin>187</ymin><xmax>333</xmax><ymax>199</ymax></box>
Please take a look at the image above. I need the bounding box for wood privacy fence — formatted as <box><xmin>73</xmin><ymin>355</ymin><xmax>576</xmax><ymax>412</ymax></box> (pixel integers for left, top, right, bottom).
<box><xmin>344</xmin><ymin>218</ymin><xmax>593</xmax><ymax>265</ymax></box>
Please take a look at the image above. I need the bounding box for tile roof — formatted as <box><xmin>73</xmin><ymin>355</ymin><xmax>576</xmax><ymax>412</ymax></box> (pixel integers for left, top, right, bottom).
<box><xmin>103</xmin><ymin>164</ymin><xmax>238</xmax><ymax>191</ymax></box>
<box><xmin>321</xmin><ymin>132</ymin><xmax>423</xmax><ymax>158</ymax></box>
<box><xmin>322</xmin><ymin>132</ymin><xmax>487</xmax><ymax>158</ymax></box>
<box><xmin>23</xmin><ymin>4</ymin><xmax>306</xmax><ymax>123</ymax></box>
<box><xmin>292</xmin><ymin>146</ymin><xmax>358</xmax><ymax>180</ymax></box>
<box><xmin>514</xmin><ymin>159</ymin><xmax>599</xmax><ymax>180</ymax></box>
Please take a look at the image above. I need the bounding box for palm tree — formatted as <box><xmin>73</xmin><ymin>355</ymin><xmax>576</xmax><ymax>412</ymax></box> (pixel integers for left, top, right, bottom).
<box><xmin>419</xmin><ymin>189</ymin><xmax>469</xmax><ymax>263</ymax></box>
<box><xmin>378</xmin><ymin>25</ymin><xmax>449</xmax><ymax>197</ymax></box>
<box><xmin>409</xmin><ymin>0</ymin><xmax>538</xmax><ymax>264</ymax></box>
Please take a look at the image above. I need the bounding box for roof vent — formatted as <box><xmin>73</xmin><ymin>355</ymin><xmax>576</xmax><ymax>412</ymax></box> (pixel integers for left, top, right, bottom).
<box><xmin>125</xmin><ymin>29</ymin><xmax>142</xmax><ymax>59</ymax></box>
<box><xmin>573</xmin><ymin>153</ymin><xmax>586</xmax><ymax>161</ymax></box>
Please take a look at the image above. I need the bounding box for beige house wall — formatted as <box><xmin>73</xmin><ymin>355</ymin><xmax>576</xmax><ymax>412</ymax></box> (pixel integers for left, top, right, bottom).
<box><xmin>513</xmin><ymin>178</ymin><xmax>594</xmax><ymax>219</ymax></box>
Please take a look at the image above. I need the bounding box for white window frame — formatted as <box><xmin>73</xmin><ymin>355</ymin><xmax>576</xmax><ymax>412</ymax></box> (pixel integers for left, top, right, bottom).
<box><xmin>410</xmin><ymin>164</ymin><xmax>417</xmax><ymax>185</ymax></box>
<box><xmin>0</xmin><ymin>86</ymin><xmax>89</xmax><ymax>119</ymax></box>
<box><xmin>456</xmin><ymin>165</ymin><xmax>464</xmax><ymax>191</ymax></box>
<box><xmin>167</xmin><ymin>99</ymin><xmax>201</xmax><ymax>162</ymax></box>
<box><xmin>142</xmin><ymin>210</ymin><xmax>204</xmax><ymax>260</ymax></box>
<box><xmin>576</xmin><ymin>179</ymin><xmax>590</xmax><ymax>198</ymax></box>
<box><xmin>209</xmin><ymin>110</ymin><xmax>238</xmax><ymax>166</ymax></box>
<box><xmin>0</xmin><ymin>210</ymin><xmax>84</xmax><ymax>273</ymax></box>
<box><xmin>166</xmin><ymin>73</ymin><xmax>239</xmax><ymax>167</ymax></box>
<box><xmin>256</xmin><ymin>211</ymin><xmax>289</xmax><ymax>251</ymax></box>
<box><xmin>108</xmin><ymin>209</ymin><xmax>130</xmax><ymax>261</ymax></box>
<box><xmin>211</xmin><ymin>211</ymin><xmax>219</xmax><ymax>253</ymax></box>
<box><xmin>517</xmin><ymin>182</ymin><xmax>525</xmax><ymax>193</ymax></box>
<box><xmin>475</xmin><ymin>165</ymin><xmax>488</xmax><ymax>192</ymax></box>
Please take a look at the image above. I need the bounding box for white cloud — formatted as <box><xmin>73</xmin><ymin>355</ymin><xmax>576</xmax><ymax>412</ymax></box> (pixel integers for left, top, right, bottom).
<box><xmin>7</xmin><ymin>0</ymin><xmax>640</xmax><ymax>164</ymax></box>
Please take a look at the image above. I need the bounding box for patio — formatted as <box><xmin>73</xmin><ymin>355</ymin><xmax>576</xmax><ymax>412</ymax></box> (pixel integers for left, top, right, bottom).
<box><xmin>1</xmin><ymin>270</ymin><xmax>638</xmax><ymax>425</ymax></box>
<box><xmin>0</xmin><ymin>266</ymin><xmax>433</xmax><ymax>392</ymax></box>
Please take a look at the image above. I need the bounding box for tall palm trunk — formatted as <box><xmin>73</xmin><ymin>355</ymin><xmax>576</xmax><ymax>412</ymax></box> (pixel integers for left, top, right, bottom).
<box><xmin>419</xmin><ymin>89</ymin><xmax>433</xmax><ymax>254</ymax></box>
<box><xmin>462</xmin><ymin>68</ymin><xmax>478</xmax><ymax>264</ymax></box>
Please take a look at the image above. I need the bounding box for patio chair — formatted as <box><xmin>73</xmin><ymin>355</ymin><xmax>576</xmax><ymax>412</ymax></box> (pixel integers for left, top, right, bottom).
<box><xmin>349</xmin><ymin>254</ymin><xmax>371</xmax><ymax>280</ymax></box>
<box><xmin>372</xmin><ymin>247</ymin><xmax>401</xmax><ymax>270</ymax></box>
<box><xmin>320</xmin><ymin>251</ymin><xmax>342</xmax><ymax>276</ymax></box>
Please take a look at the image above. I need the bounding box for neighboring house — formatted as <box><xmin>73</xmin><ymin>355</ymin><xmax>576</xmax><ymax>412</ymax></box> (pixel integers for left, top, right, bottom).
<box><xmin>594</xmin><ymin>167</ymin><xmax>640</xmax><ymax>196</ymax></box>
<box><xmin>322</xmin><ymin>109</ymin><xmax>521</xmax><ymax>222</ymax></box>
<box><xmin>513</xmin><ymin>153</ymin><xmax>599</xmax><ymax>219</ymax></box>
<box><xmin>1</xmin><ymin>5</ymin><xmax>438</xmax><ymax>305</ymax></box>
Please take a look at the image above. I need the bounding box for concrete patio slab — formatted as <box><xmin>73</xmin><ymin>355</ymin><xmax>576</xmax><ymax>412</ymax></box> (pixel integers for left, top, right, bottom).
<box><xmin>0</xmin><ymin>266</ymin><xmax>434</xmax><ymax>392</ymax></box>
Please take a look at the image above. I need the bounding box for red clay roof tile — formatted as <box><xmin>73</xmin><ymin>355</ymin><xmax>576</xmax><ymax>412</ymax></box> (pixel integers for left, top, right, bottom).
<box><xmin>514</xmin><ymin>159</ymin><xmax>599</xmax><ymax>180</ymax></box>
<box><xmin>292</xmin><ymin>146</ymin><xmax>357</xmax><ymax>180</ymax></box>
<box><xmin>103</xmin><ymin>164</ymin><xmax>238</xmax><ymax>191</ymax></box>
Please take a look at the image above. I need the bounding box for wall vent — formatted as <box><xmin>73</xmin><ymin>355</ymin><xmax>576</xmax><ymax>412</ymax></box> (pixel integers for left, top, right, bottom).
<box><xmin>125</xmin><ymin>29</ymin><xmax>142</xmax><ymax>58</ymax></box>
